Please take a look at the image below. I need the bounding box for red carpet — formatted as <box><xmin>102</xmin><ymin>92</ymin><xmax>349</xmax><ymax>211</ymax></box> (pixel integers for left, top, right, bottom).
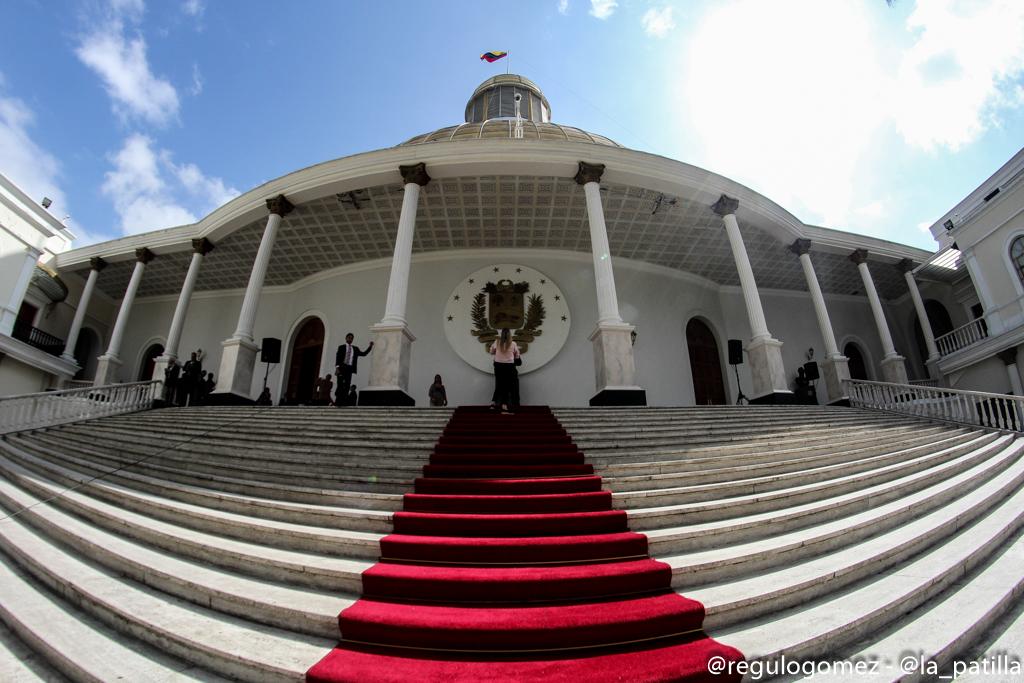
<box><xmin>307</xmin><ymin>406</ymin><xmax>744</xmax><ymax>682</ymax></box>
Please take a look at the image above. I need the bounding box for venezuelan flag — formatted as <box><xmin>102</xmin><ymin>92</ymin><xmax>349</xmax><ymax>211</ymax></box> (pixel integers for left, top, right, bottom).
<box><xmin>480</xmin><ymin>51</ymin><xmax>508</xmax><ymax>63</ymax></box>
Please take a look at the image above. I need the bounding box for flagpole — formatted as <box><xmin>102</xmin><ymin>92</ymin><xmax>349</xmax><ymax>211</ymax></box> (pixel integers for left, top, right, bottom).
<box><xmin>507</xmin><ymin>50</ymin><xmax>510</xmax><ymax>75</ymax></box>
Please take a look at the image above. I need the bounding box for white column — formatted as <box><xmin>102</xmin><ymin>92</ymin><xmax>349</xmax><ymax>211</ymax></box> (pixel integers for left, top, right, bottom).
<box><xmin>0</xmin><ymin>247</ymin><xmax>43</xmax><ymax>337</ymax></box>
<box><xmin>898</xmin><ymin>258</ymin><xmax>943</xmax><ymax>385</ymax></box>
<box><xmin>998</xmin><ymin>349</ymin><xmax>1024</xmax><ymax>397</ymax></box>
<box><xmin>364</xmin><ymin>164</ymin><xmax>430</xmax><ymax>406</ymax></box>
<box><xmin>850</xmin><ymin>249</ymin><xmax>908</xmax><ymax>384</ymax></box>
<box><xmin>215</xmin><ymin>195</ymin><xmax>292</xmax><ymax>401</ymax></box>
<box><xmin>94</xmin><ymin>248</ymin><xmax>155</xmax><ymax>386</ymax></box>
<box><xmin>574</xmin><ymin>162</ymin><xmax>644</xmax><ymax>406</ymax></box>
<box><xmin>713</xmin><ymin>195</ymin><xmax>790</xmax><ymax>401</ymax></box>
<box><xmin>152</xmin><ymin>238</ymin><xmax>213</xmax><ymax>382</ymax></box>
<box><xmin>61</xmin><ymin>257</ymin><xmax>106</xmax><ymax>363</ymax></box>
<box><xmin>790</xmin><ymin>239</ymin><xmax>850</xmax><ymax>403</ymax></box>
<box><xmin>961</xmin><ymin>248</ymin><xmax>1004</xmax><ymax>335</ymax></box>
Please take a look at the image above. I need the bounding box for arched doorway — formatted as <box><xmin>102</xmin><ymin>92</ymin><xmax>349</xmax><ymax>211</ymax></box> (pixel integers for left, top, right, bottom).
<box><xmin>844</xmin><ymin>342</ymin><xmax>869</xmax><ymax>380</ymax></box>
<box><xmin>73</xmin><ymin>328</ymin><xmax>101</xmax><ymax>381</ymax></box>
<box><xmin>139</xmin><ymin>343</ymin><xmax>164</xmax><ymax>381</ymax></box>
<box><xmin>286</xmin><ymin>318</ymin><xmax>325</xmax><ymax>405</ymax></box>
<box><xmin>686</xmin><ymin>319</ymin><xmax>727</xmax><ymax>405</ymax></box>
<box><xmin>913</xmin><ymin>300</ymin><xmax>954</xmax><ymax>374</ymax></box>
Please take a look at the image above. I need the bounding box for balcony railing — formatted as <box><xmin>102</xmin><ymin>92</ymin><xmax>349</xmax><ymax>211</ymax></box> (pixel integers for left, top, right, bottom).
<box><xmin>845</xmin><ymin>379</ymin><xmax>1023</xmax><ymax>432</ymax></box>
<box><xmin>11</xmin><ymin>318</ymin><xmax>66</xmax><ymax>357</ymax></box>
<box><xmin>935</xmin><ymin>317</ymin><xmax>988</xmax><ymax>356</ymax></box>
<box><xmin>0</xmin><ymin>381</ymin><xmax>160</xmax><ymax>434</ymax></box>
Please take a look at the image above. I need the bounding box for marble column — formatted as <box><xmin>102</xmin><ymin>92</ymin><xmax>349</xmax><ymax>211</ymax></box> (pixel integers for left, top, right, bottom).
<box><xmin>0</xmin><ymin>247</ymin><xmax>43</xmax><ymax>337</ymax></box>
<box><xmin>214</xmin><ymin>195</ymin><xmax>292</xmax><ymax>402</ymax></box>
<box><xmin>362</xmin><ymin>164</ymin><xmax>429</xmax><ymax>406</ymax></box>
<box><xmin>94</xmin><ymin>248</ymin><xmax>155</xmax><ymax>386</ymax></box>
<box><xmin>714</xmin><ymin>195</ymin><xmax>790</xmax><ymax>402</ymax></box>
<box><xmin>897</xmin><ymin>258</ymin><xmax>943</xmax><ymax>383</ymax></box>
<box><xmin>152</xmin><ymin>238</ymin><xmax>215</xmax><ymax>383</ymax></box>
<box><xmin>575</xmin><ymin>162</ymin><xmax>645</xmax><ymax>406</ymax></box>
<box><xmin>961</xmin><ymin>247</ymin><xmax>1004</xmax><ymax>335</ymax></box>
<box><xmin>849</xmin><ymin>249</ymin><xmax>908</xmax><ymax>385</ymax></box>
<box><xmin>61</xmin><ymin>257</ymin><xmax>106</xmax><ymax>363</ymax></box>
<box><xmin>790</xmin><ymin>239</ymin><xmax>850</xmax><ymax>404</ymax></box>
<box><xmin>998</xmin><ymin>348</ymin><xmax>1024</xmax><ymax>397</ymax></box>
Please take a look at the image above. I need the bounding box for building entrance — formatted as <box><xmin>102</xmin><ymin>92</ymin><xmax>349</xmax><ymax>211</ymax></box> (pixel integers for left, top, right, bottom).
<box><xmin>686</xmin><ymin>319</ymin><xmax>727</xmax><ymax>405</ymax></box>
<box><xmin>286</xmin><ymin>318</ymin><xmax>325</xmax><ymax>405</ymax></box>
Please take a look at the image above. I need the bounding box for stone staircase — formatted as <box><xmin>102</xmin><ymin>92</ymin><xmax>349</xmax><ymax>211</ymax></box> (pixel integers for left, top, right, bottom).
<box><xmin>0</xmin><ymin>405</ymin><xmax>1021</xmax><ymax>681</ymax></box>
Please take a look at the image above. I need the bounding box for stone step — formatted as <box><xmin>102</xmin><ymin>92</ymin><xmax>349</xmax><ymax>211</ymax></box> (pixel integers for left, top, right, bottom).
<box><xmin>0</xmin><ymin>464</ymin><xmax>352</xmax><ymax>639</ymax></box>
<box><xmin>601</xmin><ymin>426</ymin><xmax>966</xmax><ymax>490</ymax></box>
<box><xmin>710</xmin><ymin>460</ymin><xmax>1024</xmax><ymax>675</ymax></box>
<box><xmin>627</xmin><ymin>432</ymin><xmax>1004</xmax><ymax>528</ymax></box>
<box><xmin>659</xmin><ymin>436</ymin><xmax>1024</xmax><ymax>592</ymax></box>
<box><xmin>640</xmin><ymin>433</ymin><xmax>1015</xmax><ymax>552</ymax></box>
<box><xmin>0</xmin><ymin>450</ymin><xmax>375</xmax><ymax>590</ymax></box>
<box><xmin>0</xmin><ymin>619</ymin><xmax>70</xmax><ymax>683</ymax></box>
<box><xmin>0</xmin><ymin>511</ymin><xmax>332</xmax><ymax>683</ymax></box>
<box><xmin>0</xmin><ymin>553</ymin><xmax>235</xmax><ymax>683</ymax></box>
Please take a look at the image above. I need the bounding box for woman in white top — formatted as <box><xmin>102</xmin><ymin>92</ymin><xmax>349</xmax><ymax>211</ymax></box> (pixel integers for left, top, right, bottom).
<box><xmin>488</xmin><ymin>327</ymin><xmax>520</xmax><ymax>412</ymax></box>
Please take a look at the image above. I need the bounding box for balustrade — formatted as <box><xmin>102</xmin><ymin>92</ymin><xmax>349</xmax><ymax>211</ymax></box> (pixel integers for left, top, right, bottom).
<box><xmin>0</xmin><ymin>381</ymin><xmax>160</xmax><ymax>434</ymax></box>
<box><xmin>845</xmin><ymin>379</ymin><xmax>1023</xmax><ymax>432</ymax></box>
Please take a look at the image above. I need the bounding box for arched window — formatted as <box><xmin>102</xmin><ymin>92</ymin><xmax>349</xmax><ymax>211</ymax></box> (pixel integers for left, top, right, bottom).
<box><xmin>1011</xmin><ymin>236</ymin><xmax>1024</xmax><ymax>287</ymax></box>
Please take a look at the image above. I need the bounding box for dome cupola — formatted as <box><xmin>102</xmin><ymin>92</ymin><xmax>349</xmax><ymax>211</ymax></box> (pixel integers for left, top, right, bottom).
<box><xmin>465</xmin><ymin>74</ymin><xmax>551</xmax><ymax>124</ymax></box>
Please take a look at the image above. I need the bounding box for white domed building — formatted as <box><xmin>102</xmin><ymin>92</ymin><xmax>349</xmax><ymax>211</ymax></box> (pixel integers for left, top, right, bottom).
<box><xmin>30</xmin><ymin>75</ymin><xmax>966</xmax><ymax>407</ymax></box>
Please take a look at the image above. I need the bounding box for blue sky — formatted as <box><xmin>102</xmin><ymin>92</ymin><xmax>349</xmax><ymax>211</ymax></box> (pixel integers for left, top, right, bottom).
<box><xmin>2</xmin><ymin>0</ymin><xmax>1023</xmax><ymax>251</ymax></box>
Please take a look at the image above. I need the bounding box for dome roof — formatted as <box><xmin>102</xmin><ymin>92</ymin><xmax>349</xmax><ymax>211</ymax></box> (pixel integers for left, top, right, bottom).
<box><xmin>399</xmin><ymin>74</ymin><xmax>621</xmax><ymax>148</ymax></box>
<box><xmin>399</xmin><ymin>120</ymin><xmax>623</xmax><ymax>147</ymax></box>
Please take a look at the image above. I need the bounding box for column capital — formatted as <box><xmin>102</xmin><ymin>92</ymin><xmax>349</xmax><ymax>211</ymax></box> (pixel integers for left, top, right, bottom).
<box><xmin>89</xmin><ymin>256</ymin><xmax>108</xmax><ymax>272</ymax></box>
<box><xmin>399</xmin><ymin>163</ymin><xmax>431</xmax><ymax>187</ymax></box>
<box><xmin>266</xmin><ymin>194</ymin><xmax>294</xmax><ymax>217</ymax></box>
<box><xmin>135</xmin><ymin>247</ymin><xmax>156</xmax><ymax>264</ymax></box>
<box><xmin>789</xmin><ymin>238</ymin><xmax>812</xmax><ymax>257</ymax></box>
<box><xmin>192</xmin><ymin>237</ymin><xmax>215</xmax><ymax>255</ymax></box>
<box><xmin>848</xmin><ymin>248</ymin><xmax>869</xmax><ymax>266</ymax></box>
<box><xmin>711</xmin><ymin>194</ymin><xmax>739</xmax><ymax>217</ymax></box>
<box><xmin>895</xmin><ymin>258</ymin><xmax>915</xmax><ymax>274</ymax></box>
<box><xmin>998</xmin><ymin>348</ymin><xmax>1018</xmax><ymax>366</ymax></box>
<box><xmin>573</xmin><ymin>162</ymin><xmax>605</xmax><ymax>186</ymax></box>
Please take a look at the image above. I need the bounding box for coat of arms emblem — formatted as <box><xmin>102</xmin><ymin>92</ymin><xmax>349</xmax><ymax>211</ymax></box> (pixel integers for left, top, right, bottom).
<box><xmin>471</xmin><ymin>279</ymin><xmax>545</xmax><ymax>352</ymax></box>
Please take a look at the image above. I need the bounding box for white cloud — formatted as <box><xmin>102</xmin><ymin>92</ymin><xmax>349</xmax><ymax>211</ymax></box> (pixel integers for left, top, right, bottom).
<box><xmin>854</xmin><ymin>201</ymin><xmax>885</xmax><ymax>217</ymax></box>
<box><xmin>918</xmin><ymin>220</ymin><xmax>935</xmax><ymax>233</ymax></box>
<box><xmin>102</xmin><ymin>134</ymin><xmax>239</xmax><ymax>236</ymax></box>
<box><xmin>190</xmin><ymin>63</ymin><xmax>203</xmax><ymax>96</ymax></box>
<box><xmin>893</xmin><ymin>0</ymin><xmax>1024</xmax><ymax>151</ymax></box>
<box><xmin>642</xmin><ymin>7</ymin><xmax>675</xmax><ymax>37</ymax></box>
<box><xmin>182</xmin><ymin>0</ymin><xmax>206</xmax><ymax>17</ymax></box>
<box><xmin>688</xmin><ymin>0</ymin><xmax>887</xmax><ymax>228</ymax></box>
<box><xmin>558</xmin><ymin>0</ymin><xmax>570</xmax><ymax>15</ymax></box>
<box><xmin>0</xmin><ymin>92</ymin><xmax>65</xmax><ymax>213</ymax></box>
<box><xmin>590</xmin><ymin>0</ymin><xmax>617</xmax><ymax>19</ymax></box>
<box><xmin>76</xmin><ymin>2</ymin><xmax>179</xmax><ymax>126</ymax></box>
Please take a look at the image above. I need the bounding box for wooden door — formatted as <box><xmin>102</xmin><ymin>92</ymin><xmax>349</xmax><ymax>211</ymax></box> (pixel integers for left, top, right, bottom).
<box><xmin>687</xmin><ymin>319</ymin><xmax>727</xmax><ymax>405</ymax></box>
<box><xmin>286</xmin><ymin>318</ymin><xmax>325</xmax><ymax>404</ymax></box>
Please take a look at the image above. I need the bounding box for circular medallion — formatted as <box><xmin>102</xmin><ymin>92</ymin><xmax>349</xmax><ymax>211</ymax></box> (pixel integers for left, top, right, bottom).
<box><xmin>443</xmin><ymin>264</ymin><xmax>570</xmax><ymax>375</ymax></box>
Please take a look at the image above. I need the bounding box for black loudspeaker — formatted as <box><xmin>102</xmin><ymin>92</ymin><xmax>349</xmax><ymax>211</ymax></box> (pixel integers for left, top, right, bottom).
<box><xmin>728</xmin><ymin>339</ymin><xmax>743</xmax><ymax>365</ymax></box>
<box><xmin>261</xmin><ymin>338</ymin><xmax>281</xmax><ymax>364</ymax></box>
<box><xmin>803</xmin><ymin>361</ymin><xmax>820</xmax><ymax>381</ymax></box>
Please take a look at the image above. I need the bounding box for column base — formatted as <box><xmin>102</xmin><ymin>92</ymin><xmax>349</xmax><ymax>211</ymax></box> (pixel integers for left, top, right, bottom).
<box><xmin>749</xmin><ymin>391</ymin><xmax>797</xmax><ymax>405</ymax></box>
<box><xmin>926</xmin><ymin>358</ymin><xmax>944</xmax><ymax>386</ymax></box>
<box><xmin>93</xmin><ymin>354</ymin><xmax>122</xmax><ymax>387</ymax></box>
<box><xmin>746</xmin><ymin>337</ymin><xmax>789</xmax><ymax>398</ymax></box>
<box><xmin>589</xmin><ymin>388</ymin><xmax>647</xmax><ymax>406</ymax></box>
<box><xmin>213</xmin><ymin>337</ymin><xmax>260</xmax><ymax>402</ymax></box>
<box><xmin>881</xmin><ymin>355</ymin><xmax>909</xmax><ymax>385</ymax></box>
<box><xmin>204</xmin><ymin>391</ymin><xmax>256</xmax><ymax>406</ymax></box>
<box><xmin>358</xmin><ymin>388</ymin><xmax>416</xmax><ymax>407</ymax></box>
<box><xmin>826</xmin><ymin>398</ymin><xmax>852</xmax><ymax>407</ymax></box>
<box><xmin>588</xmin><ymin>324</ymin><xmax>641</xmax><ymax>395</ymax></box>
<box><xmin>821</xmin><ymin>355</ymin><xmax>851</xmax><ymax>405</ymax></box>
<box><xmin>366</xmin><ymin>324</ymin><xmax>415</xmax><ymax>396</ymax></box>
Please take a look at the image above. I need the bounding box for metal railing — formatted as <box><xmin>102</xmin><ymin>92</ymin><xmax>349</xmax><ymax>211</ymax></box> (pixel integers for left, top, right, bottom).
<box><xmin>0</xmin><ymin>381</ymin><xmax>160</xmax><ymax>435</ymax></box>
<box><xmin>11</xmin><ymin>318</ymin><xmax>66</xmax><ymax>357</ymax></box>
<box><xmin>935</xmin><ymin>317</ymin><xmax>988</xmax><ymax>356</ymax></box>
<box><xmin>845</xmin><ymin>379</ymin><xmax>1023</xmax><ymax>432</ymax></box>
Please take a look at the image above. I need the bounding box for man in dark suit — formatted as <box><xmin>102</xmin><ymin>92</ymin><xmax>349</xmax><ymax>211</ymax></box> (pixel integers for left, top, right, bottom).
<box><xmin>335</xmin><ymin>333</ymin><xmax>372</xmax><ymax>406</ymax></box>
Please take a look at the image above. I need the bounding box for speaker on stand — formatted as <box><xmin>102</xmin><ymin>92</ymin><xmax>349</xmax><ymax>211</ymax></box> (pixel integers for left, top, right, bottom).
<box><xmin>728</xmin><ymin>340</ymin><xmax>748</xmax><ymax>405</ymax></box>
<box><xmin>259</xmin><ymin>338</ymin><xmax>281</xmax><ymax>402</ymax></box>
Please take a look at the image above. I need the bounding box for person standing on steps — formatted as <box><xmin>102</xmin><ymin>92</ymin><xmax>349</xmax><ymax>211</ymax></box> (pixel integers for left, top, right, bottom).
<box><xmin>489</xmin><ymin>327</ymin><xmax>520</xmax><ymax>413</ymax></box>
<box><xmin>428</xmin><ymin>374</ymin><xmax>448</xmax><ymax>407</ymax></box>
<box><xmin>182</xmin><ymin>351</ymin><xmax>202</xmax><ymax>406</ymax></box>
<box><xmin>335</xmin><ymin>333</ymin><xmax>373</xmax><ymax>406</ymax></box>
